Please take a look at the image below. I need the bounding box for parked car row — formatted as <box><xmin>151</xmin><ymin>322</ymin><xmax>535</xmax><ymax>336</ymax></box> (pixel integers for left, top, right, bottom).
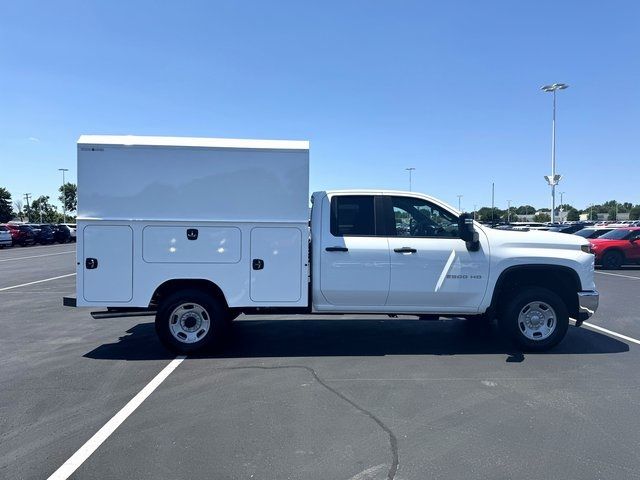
<box><xmin>0</xmin><ymin>223</ymin><xmax>76</xmax><ymax>248</ymax></box>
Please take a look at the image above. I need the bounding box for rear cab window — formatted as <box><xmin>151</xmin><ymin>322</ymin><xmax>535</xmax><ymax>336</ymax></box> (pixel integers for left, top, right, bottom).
<box><xmin>330</xmin><ymin>196</ymin><xmax>376</xmax><ymax>236</ymax></box>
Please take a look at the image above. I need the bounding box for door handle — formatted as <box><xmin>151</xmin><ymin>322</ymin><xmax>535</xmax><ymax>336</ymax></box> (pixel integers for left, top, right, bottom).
<box><xmin>394</xmin><ymin>247</ymin><xmax>417</xmax><ymax>253</ymax></box>
<box><xmin>325</xmin><ymin>246</ymin><xmax>348</xmax><ymax>252</ymax></box>
<box><xmin>252</xmin><ymin>259</ymin><xmax>264</xmax><ymax>270</ymax></box>
<box><xmin>85</xmin><ymin>258</ymin><xmax>98</xmax><ymax>269</ymax></box>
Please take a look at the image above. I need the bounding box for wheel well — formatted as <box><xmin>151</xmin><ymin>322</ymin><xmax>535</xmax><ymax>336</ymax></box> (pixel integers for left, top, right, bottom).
<box><xmin>150</xmin><ymin>279</ymin><xmax>229</xmax><ymax>309</ymax></box>
<box><xmin>601</xmin><ymin>248</ymin><xmax>625</xmax><ymax>258</ymax></box>
<box><xmin>490</xmin><ymin>266</ymin><xmax>581</xmax><ymax>318</ymax></box>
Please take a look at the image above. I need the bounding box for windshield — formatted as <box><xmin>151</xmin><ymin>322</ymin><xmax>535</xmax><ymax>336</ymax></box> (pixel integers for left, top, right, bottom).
<box><xmin>575</xmin><ymin>229</ymin><xmax>600</xmax><ymax>238</ymax></box>
<box><xmin>598</xmin><ymin>229</ymin><xmax>634</xmax><ymax>240</ymax></box>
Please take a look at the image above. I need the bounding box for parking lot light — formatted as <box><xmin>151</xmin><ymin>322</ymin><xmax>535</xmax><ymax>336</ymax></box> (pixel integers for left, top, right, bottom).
<box><xmin>541</xmin><ymin>83</ymin><xmax>569</xmax><ymax>224</ymax></box>
<box><xmin>405</xmin><ymin>167</ymin><xmax>415</xmax><ymax>191</ymax></box>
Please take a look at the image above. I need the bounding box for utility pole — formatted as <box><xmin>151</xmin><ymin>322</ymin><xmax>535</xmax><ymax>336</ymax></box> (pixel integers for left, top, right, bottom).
<box><xmin>405</xmin><ymin>167</ymin><xmax>415</xmax><ymax>191</ymax></box>
<box><xmin>59</xmin><ymin>168</ymin><xmax>69</xmax><ymax>223</ymax></box>
<box><xmin>541</xmin><ymin>83</ymin><xmax>569</xmax><ymax>224</ymax></box>
<box><xmin>457</xmin><ymin>195</ymin><xmax>463</xmax><ymax>212</ymax></box>
<box><xmin>507</xmin><ymin>199</ymin><xmax>511</xmax><ymax>223</ymax></box>
<box><xmin>24</xmin><ymin>193</ymin><xmax>31</xmax><ymax>222</ymax></box>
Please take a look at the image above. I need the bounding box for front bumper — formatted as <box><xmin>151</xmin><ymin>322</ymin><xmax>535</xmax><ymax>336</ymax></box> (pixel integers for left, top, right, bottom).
<box><xmin>576</xmin><ymin>290</ymin><xmax>599</xmax><ymax>325</ymax></box>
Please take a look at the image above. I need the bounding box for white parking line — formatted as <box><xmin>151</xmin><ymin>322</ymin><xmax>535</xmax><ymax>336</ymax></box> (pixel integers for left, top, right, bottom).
<box><xmin>582</xmin><ymin>322</ymin><xmax>640</xmax><ymax>346</ymax></box>
<box><xmin>595</xmin><ymin>271</ymin><xmax>640</xmax><ymax>280</ymax></box>
<box><xmin>47</xmin><ymin>356</ymin><xmax>186</xmax><ymax>480</ymax></box>
<box><xmin>0</xmin><ymin>273</ymin><xmax>76</xmax><ymax>292</ymax></box>
<box><xmin>0</xmin><ymin>251</ymin><xmax>75</xmax><ymax>262</ymax></box>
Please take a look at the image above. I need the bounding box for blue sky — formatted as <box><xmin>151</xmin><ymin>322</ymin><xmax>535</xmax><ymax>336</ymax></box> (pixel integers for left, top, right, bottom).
<box><xmin>1</xmin><ymin>0</ymin><xmax>638</xmax><ymax>214</ymax></box>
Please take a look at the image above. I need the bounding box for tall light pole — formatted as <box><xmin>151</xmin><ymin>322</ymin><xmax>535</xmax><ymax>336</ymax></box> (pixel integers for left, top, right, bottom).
<box><xmin>58</xmin><ymin>168</ymin><xmax>69</xmax><ymax>223</ymax></box>
<box><xmin>457</xmin><ymin>195</ymin><xmax>463</xmax><ymax>212</ymax></box>
<box><xmin>405</xmin><ymin>167</ymin><xmax>415</xmax><ymax>191</ymax></box>
<box><xmin>507</xmin><ymin>199</ymin><xmax>511</xmax><ymax>223</ymax></box>
<box><xmin>24</xmin><ymin>193</ymin><xmax>31</xmax><ymax>222</ymax></box>
<box><xmin>473</xmin><ymin>204</ymin><xmax>477</xmax><ymax>220</ymax></box>
<box><xmin>541</xmin><ymin>83</ymin><xmax>569</xmax><ymax>224</ymax></box>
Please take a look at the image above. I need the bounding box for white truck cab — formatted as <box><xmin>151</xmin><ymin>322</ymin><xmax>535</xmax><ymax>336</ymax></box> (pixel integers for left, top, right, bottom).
<box><xmin>64</xmin><ymin>135</ymin><xmax>598</xmax><ymax>353</ymax></box>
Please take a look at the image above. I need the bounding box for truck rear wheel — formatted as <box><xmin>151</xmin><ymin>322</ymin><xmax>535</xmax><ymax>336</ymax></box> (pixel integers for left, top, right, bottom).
<box><xmin>498</xmin><ymin>287</ymin><xmax>569</xmax><ymax>352</ymax></box>
<box><xmin>155</xmin><ymin>289</ymin><xmax>227</xmax><ymax>354</ymax></box>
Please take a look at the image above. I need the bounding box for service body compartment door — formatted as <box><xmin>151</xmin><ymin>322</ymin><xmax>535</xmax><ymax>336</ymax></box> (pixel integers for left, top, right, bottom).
<box><xmin>250</xmin><ymin>227</ymin><xmax>302</xmax><ymax>302</ymax></box>
<box><xmin>83</xmin><ymin>225</ymin><xmax>133</xmax><ymax>302</ymax></box>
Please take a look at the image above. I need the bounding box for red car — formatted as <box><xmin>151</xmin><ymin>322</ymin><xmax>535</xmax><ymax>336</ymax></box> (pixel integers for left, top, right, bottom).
<box><xmin>589</xmin><ymin>227</ymin><xmax>640</xmax><ymax>269</ymax></box>
<box><xmin>5</xmin><ymin>224</ymin><xmax>36</xmax><ymax>246</ymax></box>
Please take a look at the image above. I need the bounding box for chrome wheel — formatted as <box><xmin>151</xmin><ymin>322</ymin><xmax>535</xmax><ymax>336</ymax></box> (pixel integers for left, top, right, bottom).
<box><xmin>518</xmin><ymin>301</ymin><xmax>557</xmax><ymax>341</ymax></box>
<box><xmin>169</xmin><ymin>303</ymin><xmax>210</xmax><ymax>344</ymax></box>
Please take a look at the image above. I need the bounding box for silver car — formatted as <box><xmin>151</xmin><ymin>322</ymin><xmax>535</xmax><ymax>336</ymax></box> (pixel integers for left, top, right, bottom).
<box><xmin>0</xmin><ymin>225</ymin><xmax>12</xmax><ymax>248</ymax></box>
<box><xmin>63</xmin><ymin>223</ymin><xmax>77</xmax><ymax>241</ymax></box>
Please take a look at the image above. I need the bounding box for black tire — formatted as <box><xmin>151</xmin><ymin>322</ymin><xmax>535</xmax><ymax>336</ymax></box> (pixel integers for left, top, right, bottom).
<box><xmin>601</xmin><ymin>250</ymin><xmax>624</xmax><ymax>269</ymax></box>
<box><xmin>498</xmin><ymin>287</ymin><xmax>569</xmax><ymax>352</ymax></box>
<box><xmin>155</xmin><ymin>289</ymin><xmax>228</xmax><ymax>354</ymax></box>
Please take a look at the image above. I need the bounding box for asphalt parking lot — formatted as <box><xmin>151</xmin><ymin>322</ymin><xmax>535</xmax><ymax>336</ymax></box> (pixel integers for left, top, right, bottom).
<box><xmin>1</xmin><ymin>243</ymin><xmax>639</xmax><ymax>480</ymax></box>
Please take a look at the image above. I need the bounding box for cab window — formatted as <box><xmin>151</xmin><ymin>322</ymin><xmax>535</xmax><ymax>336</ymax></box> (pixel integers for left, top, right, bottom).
<box><xmin>390</xmin><ymin>196</ymin><xmax>459</xmax><ymax>238</ymax></box>
<box><xmin>330</xmin><ymin>196</ymin><xmax>375</xmax><ymax>236</ymax></box>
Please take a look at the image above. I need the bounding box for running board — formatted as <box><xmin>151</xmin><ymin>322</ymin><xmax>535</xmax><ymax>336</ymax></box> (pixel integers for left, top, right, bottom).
<box><xmin>91</xmin><ymin>310</ymin><xmax>156</xmax><ymax>319</ymax></box>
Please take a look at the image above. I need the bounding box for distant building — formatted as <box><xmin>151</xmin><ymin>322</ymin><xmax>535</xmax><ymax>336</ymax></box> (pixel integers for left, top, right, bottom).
<box><xmin>579</xmin><ymin>212</ymin><xmax>630</xmax><ymax>221</ymax></box>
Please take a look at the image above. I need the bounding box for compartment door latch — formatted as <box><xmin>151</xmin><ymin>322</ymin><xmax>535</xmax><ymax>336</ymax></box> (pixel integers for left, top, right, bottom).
<box><xmin>252</xmin><ymin>259</ymin><xmax>264</xmax><ymax>270</ymax></box>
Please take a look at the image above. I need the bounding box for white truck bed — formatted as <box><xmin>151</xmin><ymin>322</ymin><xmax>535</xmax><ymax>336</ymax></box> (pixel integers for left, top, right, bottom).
<box><xmin>76</xmin><ymin>135</ymin><xmax>310</xmax><ymax>308</ymax></box>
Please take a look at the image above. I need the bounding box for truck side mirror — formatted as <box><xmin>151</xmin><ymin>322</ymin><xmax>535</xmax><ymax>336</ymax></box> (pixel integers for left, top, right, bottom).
<box><xmin>458</xmin><ymin>213</ymin><xmax>480</xmax><ymax>251</ymax></box>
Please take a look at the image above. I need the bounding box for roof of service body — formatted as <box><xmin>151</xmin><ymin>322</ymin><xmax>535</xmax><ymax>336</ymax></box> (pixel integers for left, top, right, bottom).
<box><xmin>77</xmin><ymin>135</ymin><xmax>309</xmax><ymax>151</ymax></box>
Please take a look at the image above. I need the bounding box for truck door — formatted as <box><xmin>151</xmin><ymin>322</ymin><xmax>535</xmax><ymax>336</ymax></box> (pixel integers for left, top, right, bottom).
<box><xmin>382</xmin><ymin>195</ymin><xmax>489</xmax><ymax>311</ymax></box>
<box><xmin>319</xmin><ymin>195</ymin><xmax>390</xmax><ymax>306</ymax></box>
<box><xmin>82</xmin><ymin>225</ymin><xmax>133</xmax><ymax>302</ymax></box>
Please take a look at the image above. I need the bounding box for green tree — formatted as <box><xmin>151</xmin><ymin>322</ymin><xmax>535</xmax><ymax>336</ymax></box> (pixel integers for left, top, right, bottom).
<box><xmin>502</xmin><ymin>207</ymin><xmax>518</xmax><ymax>223</ymax></box>
<box><xmin>588</xmin><ymin>209</ymin><xmax>599</xmax><ymax>221</ymax></box>
<box><xmin>607</xmin><ymin>208</ymin><xmax>617</xmax><ymax>221</ymax></box>
<box><xmin>534</xmin><ymin>213</ymin><xmax>551</xmax><ymax>223</ymax></box>
<box><xmin>0</xmin><ymin>187</ymin><xmax>13</xmax><ymax>222</ymax></box>
<box><xmin>558</xmin><ymin>204</ymin><xmax>575</xmax><ymax>212</ymax></box>
<box><xmin>629</xmin><ymin>206</ymin><xmax>640</xmax><ymax>221</ymax></box>
<box><xmin>477</xmin><ymin>207</ymin><xmax>504</xmax><ymax>223</ymax></box>
<box><xmin>28</xmin><ymin>196</ymin><xmax>60</xmax><ymax>223</ymax></box>
<box><xmin>515</xmin><ymin>205</ymin><xmax>536</xmax><ymax>215</ymax></box>
<box><xmin>58</xmin><ymin>182</ymin><xmax>77</xmax><ymax>213</ymax></box>
<box><xmin>566</xmin><ymin>208</ymin><xmax>580</xmax><ymax>221</ymax></box>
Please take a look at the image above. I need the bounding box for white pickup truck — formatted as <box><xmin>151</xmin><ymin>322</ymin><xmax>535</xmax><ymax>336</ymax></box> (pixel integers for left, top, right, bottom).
<box><xmin>64</xmin><ymin>135</ymin><xmax>599</xmax><ymax>353</ymax></box>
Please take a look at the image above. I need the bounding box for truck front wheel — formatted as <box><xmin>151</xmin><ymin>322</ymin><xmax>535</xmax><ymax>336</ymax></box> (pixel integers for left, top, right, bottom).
<box><xmin>155</xmin><ymin>289</ymin><xmax>227</xmax><ymax>354</ymax></box>
<box><xmin>498</xmin><ymin>287</ymin><xmax>569</xmax><ymax>351</ymax></box>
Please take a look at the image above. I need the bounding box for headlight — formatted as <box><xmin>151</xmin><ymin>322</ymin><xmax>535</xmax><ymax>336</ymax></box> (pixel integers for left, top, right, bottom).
<box><xmin>581</xmin><ymin>244</ymin><xmax>593</xmax><ymax>254</ymax></box>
